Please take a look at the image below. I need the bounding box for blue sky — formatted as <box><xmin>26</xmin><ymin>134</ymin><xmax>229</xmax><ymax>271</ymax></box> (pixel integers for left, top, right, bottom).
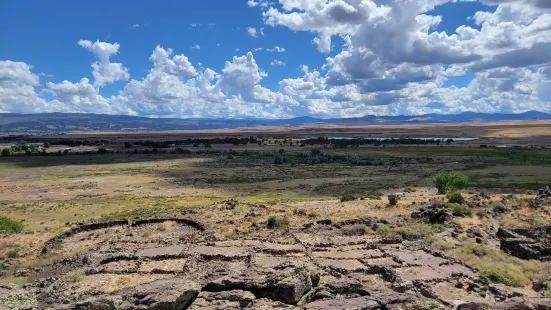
<box><xmin>0</xmin><ymin>0</ymin><xmax>550</xmax><ymax>118</ymax></box>
<box><xmin>1</xmin><ymin>0</ymin><xmax>329</xmax><ymax>93</ymax></box>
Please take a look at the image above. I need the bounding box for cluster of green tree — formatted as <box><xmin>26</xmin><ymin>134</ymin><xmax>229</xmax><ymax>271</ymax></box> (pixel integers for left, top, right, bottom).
<box><xmin>1</xmin><ymin>141</ymin><xmax>44</xmax><ymax>156</ymax></box>
<box><xmin>300</xmin><ymin>137</ymin><xmax>454</xmax><ymax>147</ymax></box>
<box><xmin>24</xmin><ymin>139</ymin><xmax>109</xmax><ymax>147</ymax></box>
<box><xmin>1</xmin><ymin>147</ymin><xmax>71</xmax><ymax>157</ymax></box>
<box><xmin>129</xmin><ymin>136</ymin><xmax>260</xmax><ymax>148</ymax></box>
<box><xmin>272</xmin><ymin>149</ymin><xmax>408</xmax><ymax>166</ymax></box>
<box><xmin>2</xmin><ymin>145</ymin><xmax>428</xmax><ymax>168</ymax></box>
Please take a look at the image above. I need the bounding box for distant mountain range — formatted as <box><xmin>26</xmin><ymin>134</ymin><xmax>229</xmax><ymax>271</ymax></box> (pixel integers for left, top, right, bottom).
<box><xmin>0</xmin><ymin>111</ymin><xmax>550</xmax><ymax>132</ymax></box>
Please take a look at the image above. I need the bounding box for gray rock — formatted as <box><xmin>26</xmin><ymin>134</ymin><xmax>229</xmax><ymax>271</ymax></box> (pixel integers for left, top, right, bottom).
<box><xmin>71</xmin><ymin>297</ymin><xmax>119</xmax><ymax>310</ymax></box>
<box><xmin>246</xmin><ymin>298</ymin><xmax>296</xmax><ymax>309</ymax></box>
<box><xmin>496</xmin><ymin>297</ymin><xmax>551</xmax><ymax>310</ymax></box>
<box><xmin>458</xmin><ymin>302</ymin><xmax>493</xmax><ymax>310</ymax></box>
<box><xmin>122</xmin><ymin>278</ymin><xmax>200</xmax><ymax>310</ymax></box>
<box><xmin>497</xmin><ymin>225</ymin><xmax>551</xmax><ymax>260</ymax></box>
<box><xmin>304</xmin><ymin>296</ymin><xmax>380</xmax><ymax>310</ymax></box>
<box><xmin>411</xmin><ymin>204</ymin><xmax>452</xmax><ymax>223</ymax></box>
<box><xmin>304</xmin><ymin>293</ymin><xmax>426</xmax><ymax>310</ymax></box>
<box><xmin>314</xmin><ymin>277</ymin><xmax>366</xmax><ymax>298</ymax></box>
<box><xmin>204</xmin><ymin>262</ymin><xmax>319</xmax><ymax>305</ymax></box>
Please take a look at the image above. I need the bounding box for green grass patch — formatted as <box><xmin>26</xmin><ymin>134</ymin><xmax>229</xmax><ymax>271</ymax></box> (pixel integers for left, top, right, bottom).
<box><xmin>423</xmin><ymin>235</ymin><xmax>454</xmax><ymax>251</ymax></box>
<box><xmin>375</xmin><ymin>223</ymin><xmax>443</xmax><ymax>241</ymax></box>
<box><xmin>0</xmin><ymin>276</ymin><xmax>29</xmax><ymax>285</ymax></box>
<box><xmin>340</xmin><ymin>194</ymin><xmax>357</xmax><ymax>202</ymax></box>
<box><xmin>64</xmin><ymin>272</ymin><xmax>84</xmax><ymax>283</ymax></box>
<box><xmin>447</xmin><ymin>192</ymin><xmax>465</xmax><ymax>204</ymax></box>
<box><xmin>448</xmin><ymin>243</ymin><xmax>551</xmax><ymax>287</ymax></box>
<box><xmin>0</xmin><ymin>217</ymin><xmax>24</xmax><ymax>233</ymax></box>
<box><xmin>544</xmin><ymin>281</ymin><xmax>551</xmax><ymax>297</ymax></box>
<box><xmin>448</xmin><ymin>203</ymin><xmax>473</xmax><ymax>217</ymax></box>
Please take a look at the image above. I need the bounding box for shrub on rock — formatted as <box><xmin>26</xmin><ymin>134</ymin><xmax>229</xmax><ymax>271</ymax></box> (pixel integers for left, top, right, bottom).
<box><xmin>448</xmin><ymin>203</ymin><xmax>473</xmax><ymax>217</ymax></box>
<box><xmin>433</xmin><ymin>171</ymin><xmax>468</xmax><ymax>194</ymax></box>
<box><xmin>447</xmin><ymin>192</ymin><xmax>465</xmax><ymax>204</ymax></box>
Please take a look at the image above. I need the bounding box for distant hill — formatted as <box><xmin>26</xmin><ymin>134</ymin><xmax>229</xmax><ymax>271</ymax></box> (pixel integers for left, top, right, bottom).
<box><xmin>0</xmin><ymin>111</ymin><xmax>550</xmax><ymax>132</ymax></box>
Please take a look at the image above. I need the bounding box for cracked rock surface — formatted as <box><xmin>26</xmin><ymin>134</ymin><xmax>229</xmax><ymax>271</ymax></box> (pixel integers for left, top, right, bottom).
<box><xmin>6</xmin><ymin>218</ymin><xmax>551</xmax><ymax>310</ymax></box>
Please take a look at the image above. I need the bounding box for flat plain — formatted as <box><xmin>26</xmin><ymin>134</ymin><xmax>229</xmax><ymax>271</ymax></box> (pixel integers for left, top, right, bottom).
<box><xmin>1</xmin><ymin>121</ymin><xmax>551</xmax><ymax>309</ymax></box>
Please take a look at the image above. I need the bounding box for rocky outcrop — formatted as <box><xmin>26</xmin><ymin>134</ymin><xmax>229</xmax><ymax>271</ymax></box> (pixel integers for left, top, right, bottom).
<box><xmin>303</xmin><ymin>217</ymin><xmax>388</xmax><ymax>230</ymax></box>
<box><xmin>123</xmin><ymin>278</ymin><xmax>201</xmax><ymax>310</ymax></box>
<box><xmin>411</xmin><ymin>203</ymin><xmax>452</xmax><ymax>223</ymax></box>
<box><xmin>497</xmin><ymin>225</ymin><xmax>551</xmax><ymax>260</ymax></box>
<box><xmin>303</xmin><ymin>293</ymin><xmax>440</xmax><ymax>310</ymax></box>
<box><xmin>496</xmin><ymin>297</ymin><xmax>551</xmax><ymax>310</ymax></box>
<box><xmin>530</xmin><ymin>185</ymin><xmax>551</xmax><ymax>208</ymax></box>
<box><xmin>333</xmin><ymin>217</ymin><xmax>388</xmax><ymax>229</ymax></box>
<box><xmin>203</xmin><ymin>262</ymin><xmax>319</xmax><ymax>305</ymax></box>
<box><xmin>25</xmin><ymin>215</ymin><xmax>550</xmax><ymax>310</ymax></box>
<box><xmin>70</xmin><ymin>278</ymin><xmax>201</xmax><ymax>310</ymax></box>
<box><xmin>457</xmin><ymin>302</ymin><xmax>493</xmax><ymax>310</ymax></box>
<box><xmin>41</xmin><ymin>218</ymin><xmax>209</xmax><ymax>255</ymax></box>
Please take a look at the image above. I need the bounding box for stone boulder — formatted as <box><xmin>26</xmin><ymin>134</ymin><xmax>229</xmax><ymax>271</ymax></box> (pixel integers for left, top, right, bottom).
<box><xmin>530</xmin><ymin>185</ymin><xmax>551</xmax><ymax>208</ymax></box>
<box><xmin>71</xmin><ymin>278</ymin><xmax>202</xmax><ymax>310</ymax></box>
<box><xmin>497</xmin><ymin>225</ymin><xmax>551</xmax><ymax>260</ymax></box>
<box><xmin>304</xmin><ymin>293</ymin><xmax>435</xmax><ymax>310</ymax></box>
<box><xmin>125</xmin><ymin>278</ymin><xmax>200</xmax><ymax>309</ymax></box>
<box><xmin>411</xmin><ymin>203</ymin><xmax>452</xmax><ymax>223</ymax></box>
<box><xmin>496</xmin><ymin>297</ymin><xmax>551</xmax><ymax>310</ymax></box>
<box><xmin>189</xmin><ymin>290</ymin><xmax>256</xmax><ymax>309</ymax></box>
<box><xmin>458</xmin><ymin>302</ymin><xmax>493</xmax><ymax>310</ymax></box>
<box><xmin>204</xmin><ymin>262</ymin><xmax>319</xmax><ymax>305</ymax></box>
<box><xmin>313</xmin><ymin>277</ymin><xmax>367</xmax><ymax>299</ymax></box>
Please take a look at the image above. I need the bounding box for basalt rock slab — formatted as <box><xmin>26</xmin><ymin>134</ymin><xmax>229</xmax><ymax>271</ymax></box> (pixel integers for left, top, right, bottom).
<box><xmin>497</xmin><ymin>225</ymin><xmax>551</xmax><ymax>261</ymax></box>
<box><xmin>411</xmin><ymin>204</ymin><xmax>452</xmax><ymax>224</ymax></box>
<box><xmin>203</xmin><ymin>262</ymin><xmax>319</xmax><ymax>305</ymax></box>
<box><xmin>120</xmin><ymin>278</ymin><xmax>201</xmax><ymax>310</ymax></box>
<box><xmin>304</xmin><ymin>292</ymin><xmax>429</xmax><ymax>310</ymax></box>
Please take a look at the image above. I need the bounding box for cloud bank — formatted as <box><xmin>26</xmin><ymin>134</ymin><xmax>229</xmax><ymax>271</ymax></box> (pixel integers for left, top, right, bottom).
<box><xmin>1</xmin><ymin>0</ymin><xmax>550</xmax><ymax>118</ymax></box>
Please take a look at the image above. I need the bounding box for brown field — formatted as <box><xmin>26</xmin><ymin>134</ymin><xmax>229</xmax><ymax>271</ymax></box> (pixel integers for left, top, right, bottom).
<box><xmin>54</xmin><ymin>119</ymin><xmax>551</xmax><ymax>141</ymax></box>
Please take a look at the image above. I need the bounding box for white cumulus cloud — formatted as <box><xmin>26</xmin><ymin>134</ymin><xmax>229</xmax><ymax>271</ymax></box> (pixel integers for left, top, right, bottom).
<box><xmin>78</xmin><ymin>40</ymin><xmax>130</xmax><ymax>88</ymax></box>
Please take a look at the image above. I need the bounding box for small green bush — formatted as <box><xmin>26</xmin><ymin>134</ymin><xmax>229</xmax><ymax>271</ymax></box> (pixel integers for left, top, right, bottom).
<box><xmin>478</xmin><ymin>189</ymin><xmax>490</xmax><ymax>199</ymax></box>
<box><xmin>340</xmin><ymin>194</ymin><xmax>357</xmax><ymax>202</ymax></box>
<box><xmin>448</xmin><ymin>203</ymin><xmax>473</xmax><ymax>217</ymax></box>
<box><xmin>544</xmin><ymin>281</ymin><xmax>551</xmax><ymax>297</ymax></box>
<box><xmin>491</xmin><ymin>201</ymin><xmax>508</xmax><ymax>213</ymax></box>
<box><xmin>362</xmin><ymin>191</ymin><xmax>382</xmax><ymax>200</ymax></box>
<box><xmin>0</xmin><ymin>276</ymin><xmax>28</xmax><ymax>285</ymax></box>
<box><xmin>479</xmin><ymin>263</ymin><xmax>531</xmax><ymax>288</ymax></box>
<box><xmin>267</xmin><ymin>216</ymin><xmax>290</xmax><ymax>229</ymax></box>
<box><xmin>6</xmin><ymin>249</ymin><xmax>20</xmax><ymax>258</ymax></box>
<box><xmin>0</xmin><ymin>217</ymin><xmax>24</xmax><ymax>233</ymax></box>
<box><xmin>388</xmin><ymin>194</ymin><xmax>398</xmax><ymax>206</ymax></box>
<box><xmin>273</xmin><ymin>155</ymin><xmax>285</xmax><ymax>165</ymax></box>
<box><xmin>447</xmin><ymin>192</ymin><xmax>465</xmax><ymax>204</ymax></box>
<box><xmin>64</xmin><ymin>272</ymin><xmax>84</xmax><ymax>283</ymax></box>
<box><xmin>433</xmin><ymin>171</ymin><xmax>468</xmax><ymax>194</ymax></box>
<box><xmin>423</xmin><ymin>235</ymin><xmax>454</xmax><ymax>251</ymax></box>
<box><xmin>447</xmin><ymin>243</ymin><xmax>551</xmax><ymax>288</ymax></box>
